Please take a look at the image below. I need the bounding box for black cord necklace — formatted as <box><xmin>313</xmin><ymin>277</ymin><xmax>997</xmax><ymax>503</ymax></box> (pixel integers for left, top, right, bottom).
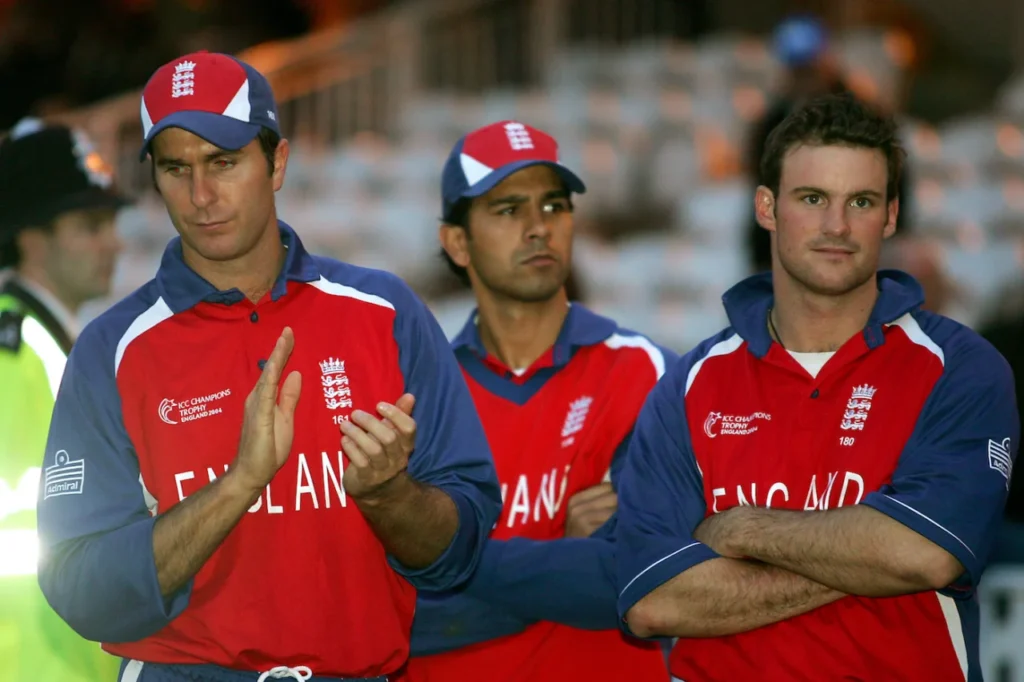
<box><xmin>768</xmin><ymin>307</ymin><xmax>783</xmax><ymax>348</ymax></box>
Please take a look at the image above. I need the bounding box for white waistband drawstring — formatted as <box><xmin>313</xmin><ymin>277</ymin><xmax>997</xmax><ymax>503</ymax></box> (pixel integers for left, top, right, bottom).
<box><xmin>257</xmin><ymin>666</ymin><xmax>313</xmax><ymax>682</ymax></box>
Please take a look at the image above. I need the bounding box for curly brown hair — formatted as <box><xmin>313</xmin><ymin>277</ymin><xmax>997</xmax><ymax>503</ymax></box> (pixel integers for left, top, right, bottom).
<box><xmin>760</xmin><ymin>92</ymin><xmax>905</xmax><ymax>205</ymax></box>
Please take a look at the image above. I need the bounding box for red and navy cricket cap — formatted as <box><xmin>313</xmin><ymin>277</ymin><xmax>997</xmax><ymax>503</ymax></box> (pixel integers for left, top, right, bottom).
<box><xmin>441</xmin><ymin>121</ymin><xmax>586</xmax><ymax>222</ymax></box>
<box><xmin>138</xmin><ymin>51</ymin><xmax>281</xmax><ymax>161</ymax></box>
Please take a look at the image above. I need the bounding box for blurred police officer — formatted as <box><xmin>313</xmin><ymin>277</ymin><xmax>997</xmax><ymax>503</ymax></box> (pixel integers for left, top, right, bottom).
<box><xmin>0</xmin><ymin>117</ymin><xmax>125</xmax><ymax>682</ymax></box>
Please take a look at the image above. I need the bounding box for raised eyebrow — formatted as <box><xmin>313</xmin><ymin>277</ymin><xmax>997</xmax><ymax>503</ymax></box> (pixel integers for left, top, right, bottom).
<box><xmin>205</xmin><ymin>150</ymin><xmax>238</xmax><ymax>163</ymax></box>
<box><xmin>486</xmin><ymin>195</ymin><xmax>529</xmax><ymax>207</ymax></box>
<box><xmin>790</xmin><ymin>186</ymin><xmax>828</xmax><ymax>196</ymax></box>
<box><xmin>154</xmin><ymin>156</ymin><xmax>186</xmax><ymax>169</ymax></box>
<box><xmin>790</xmin><ymin>187</ymin><xmax>885</xmax><ymax>200</ymax></box>
<box><xmin>543</xmin><ymin>189</ymin><xmax>571</xmax><ymax>201</ymax></box>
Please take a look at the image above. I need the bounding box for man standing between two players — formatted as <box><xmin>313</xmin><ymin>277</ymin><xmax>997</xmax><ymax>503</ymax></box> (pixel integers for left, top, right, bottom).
<box><xmin>616</xmin><ymin>93</ymin><xmax>1019</xmax><ymax>681</ymax></box>
<box><xmin>35</xmin><ymin>51</ymin><xmax>501</xmax><ymax>682</ymax></box>
<box><xmin>399</xmin><ymin>120</ymin><xmax>672</xmax><ymax>682</ymax></box>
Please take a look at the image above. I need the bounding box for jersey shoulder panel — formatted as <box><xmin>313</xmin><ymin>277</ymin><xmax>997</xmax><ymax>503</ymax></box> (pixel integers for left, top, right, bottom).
<box><xmin>676</xmin><ymin>326</ymin><xmax>746</xmax><ymax>397</ymax></box>
<box><xmin>310</xmin><ymin>256</ymin><xmax>422</xmax><ymax>315</ymax></box>
<box><xmin>906</xmin><ymin>309</ymin><xmax>1008</xmax><ymax>367</ymax></box>
<box><xmin>75</xmin><ymin>279</ymin><xmax>167</xmax><ymax>378</ymax></box>
<box><xmin>599</xmin><ymin>325</ymin><xmax>674</xmax><ymax>382</ymax></box>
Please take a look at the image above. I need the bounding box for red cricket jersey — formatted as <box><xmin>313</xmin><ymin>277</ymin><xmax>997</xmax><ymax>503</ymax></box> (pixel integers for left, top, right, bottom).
<box><xmin>36</xmin><ymin>224</ymin><xmax>502</xmax><ymax>678</ymax></box>
<box><xmin>615</xmin><ymin>271</ymin><xmax>1019</xmax><ymax>682</ymax></box>
<box><xmin>401</xmin><ymin>304</ymin><xmax>672</xmax><ymax>682</ymax></box>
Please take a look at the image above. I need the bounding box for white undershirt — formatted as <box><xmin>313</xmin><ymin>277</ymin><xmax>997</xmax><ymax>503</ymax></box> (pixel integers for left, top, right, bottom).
<box><xmin>475</xmin><ymin>301</ymin><xmax>572</xmax><ymax>378</ymax></box>
<box><xmin>787</xmin><ymin>350</ymin><xmax>836</xmax><ymax>378</ymax></box>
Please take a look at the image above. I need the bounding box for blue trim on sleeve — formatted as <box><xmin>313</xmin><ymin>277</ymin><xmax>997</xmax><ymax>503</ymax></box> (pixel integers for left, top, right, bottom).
<box><xmin>388</xmin><ymin>490</ymin><xmax>481</xmax><ymax>588</ymax></box>
<box><xmin>467</xmin><ymin>535</ymin><xmax>620</xmax><ymax>630</ymax></box>
<box><xmin>608</xmin><ymin>432</ymin><xmax>632</xmax><ymax>488</ymax></box>
<box><xmin>861</xmin><ymin>311</ymin><xmax>1019</xmax><ymax>587</ymax></box>
<box><xmin>40</xmin><ymin>517</ymin><xmax>190</xmax><ymax>642</ymax></box>
<box><xmin>407</xmin><ymin>309</ymin><xmax>679</xmax><ymax>651</ymax></box>
<box><xmin>614</xmin><ymin>337</ymin><xmax>729</xmax><ymax>631</ymax></box>
<box><xmin>617</xmin><ymin>542</ymin><xmax>721</xmax><ymax>623</ymax></box>
<box><xmin>411</xmin><ymin>514</ymin><xmax>624</xmax><ymax>654</ymax></box>
<box><xmin>954</xmin><ymin>595</ymin><xmax>984</xmax><ymax>682</ymax></box>
<box><xmin>317</xmin><ymin>261</ymin><xmax>501</xmax><ymax>591</ymax></box>
<box><xmin>410</xmin><ymin>587</ymin><xmax>531</xmax><ymax>657</ymax></box>
<box><xmin>36</xmin><ymin>283</ymin><xmax>192</xmax><ymax>641</ymax></box>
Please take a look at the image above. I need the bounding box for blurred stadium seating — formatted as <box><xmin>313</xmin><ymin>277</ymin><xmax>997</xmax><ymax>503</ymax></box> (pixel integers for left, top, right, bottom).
<box><xmin>73</xmin><ymin>1</ymin><xmax>1023</xmax><ymax>352</ymax></box>
<box><xmin>25</xmin><ymin>0</ymin><xmax>1024</xmax><ymax>677</ymax></box>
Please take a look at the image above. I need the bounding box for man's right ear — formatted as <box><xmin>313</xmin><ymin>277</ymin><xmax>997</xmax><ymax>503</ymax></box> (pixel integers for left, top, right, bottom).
<box><xmin>754</xmin><ymin>186</ymin><xmax>777</xmax><ymax>232</ymax></box>
<box><xmin>438</xmin><ymin>223</ymin><xmax>470</xmax><ymax>269</ymax></box>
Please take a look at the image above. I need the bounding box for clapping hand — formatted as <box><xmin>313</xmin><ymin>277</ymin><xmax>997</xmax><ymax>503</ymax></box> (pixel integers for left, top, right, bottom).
<box><xmin>341</xmin><ymin>393</ymin><xmax>417</xmax><ymax>500</ymax></box>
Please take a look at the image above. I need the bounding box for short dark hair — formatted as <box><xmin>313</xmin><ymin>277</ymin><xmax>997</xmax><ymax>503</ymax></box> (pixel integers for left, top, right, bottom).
<box><xmin>760</xmin><ymin>93</ymin><xmax>905</xmax><ymax>203</ymax></box>
<box><xmin>440</xmin><ymin>198</ymin><xmax>472</xmax><ymax>287</ymax></box>
<box><xmin>150</xmin><ymin>127</ymin><xmax>281</xmax><ymax>192</ymax></box>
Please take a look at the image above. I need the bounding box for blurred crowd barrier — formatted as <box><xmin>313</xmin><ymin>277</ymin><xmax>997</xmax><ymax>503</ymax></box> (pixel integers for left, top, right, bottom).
<box><xmin>29</xmin><ymin>0</ymin><xmax>1024</xmax><ymax>678</ymax></box>
<box><xmin>981</xmin><ymin>567</ymin><xmax>1024</xmax><ymax>682</ymax></box>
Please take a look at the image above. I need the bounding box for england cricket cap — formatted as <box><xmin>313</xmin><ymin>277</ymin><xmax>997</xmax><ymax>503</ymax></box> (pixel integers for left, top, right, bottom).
<box><xmin>0</xmin><ymin>118</ymin><xmax>127</xmax><ymax>235</ymax></box>
<box><xmin>441</xmin><ymin>121</ymin><xmax>586</xmax><ymax>222</ymax></box>
<box><xmin>138</xmin><ymin>51</ymin><xmax>281</xmax><ymax>161</ymax></box>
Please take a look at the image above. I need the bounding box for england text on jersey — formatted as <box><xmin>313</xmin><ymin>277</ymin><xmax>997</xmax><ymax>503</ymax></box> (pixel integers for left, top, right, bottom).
<box><xmin>616</xmin><ymin>271</ymin><xmax>1020</xmax><ymax>682</ymax></box>
<box><xmin>35</xmin><ymin>224</ymin><xmax>501</xmax><ymax>678</ymax></box>
<box><xmin>404</xmin><ymin>305</ymin><xmax>675</xmax><ymax>682</ymax></box>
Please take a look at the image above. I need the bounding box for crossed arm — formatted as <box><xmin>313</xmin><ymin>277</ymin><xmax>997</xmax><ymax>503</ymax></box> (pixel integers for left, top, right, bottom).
<box><xmin>626</xmin><ymin>504</ymin><xmax>964</xmax><ymax>639</ymax></box>
<box><xmin>616</xmin><ymin>336</ymin><xmax>1017</xmax><ymax>641</ymax></box>
<box><xmin>697</xmin><ymin>505</ymin><xmax>964</xmax><ymax>595</ymax></box>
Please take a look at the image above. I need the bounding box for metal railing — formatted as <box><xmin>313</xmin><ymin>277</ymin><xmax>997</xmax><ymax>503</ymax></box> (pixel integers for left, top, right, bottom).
<box><xmin>42</xmin><ymin>0</ymin><xmax>725</xmax><ymax>197</ymax></box>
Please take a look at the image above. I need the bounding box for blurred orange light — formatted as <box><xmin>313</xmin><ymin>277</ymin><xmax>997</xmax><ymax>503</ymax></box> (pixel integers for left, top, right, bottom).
<box><xmin>883</xmin><ymin>30</ymin><xmax>916</xmax><ymax>68</ymax></box>
<box><xmin>847</xmin><ymin>69</ymin><xmax>879</xmax><ymax>104</ymax></box>
<box><xmin>698</xmin><ymin>127</ymin><xmax>740</xmax><ymax>181</ymax></box>
<box><xmin>911</xmin><ymin>126</ymin><xmax>941</xmax><ymax>160</ymax></box>
<box><xmin>732</xmin><ymin>86</ymin><xmax>766</xmax><ymax>122</ymax></box>
<box><xmin>996</xmin><ymin>124</ymin><xmax>1024</xmax><ymax>158</ymax></box>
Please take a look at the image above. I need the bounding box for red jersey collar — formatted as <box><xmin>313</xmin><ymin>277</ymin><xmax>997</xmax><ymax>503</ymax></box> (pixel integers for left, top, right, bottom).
<box><xmin>452</xmin><ymin>303</ymin><xmax>617</xmax><ymax>381</ymax></box>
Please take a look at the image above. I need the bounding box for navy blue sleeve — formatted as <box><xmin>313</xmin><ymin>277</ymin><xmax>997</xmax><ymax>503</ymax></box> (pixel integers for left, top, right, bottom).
<box><xmin>608</xmin><ymin>431</ymin><xmax>632</xmax><ymax>487</ymax></box>
<box><xmin>411</xmin><ymin>532</ymin><xmax>619</xmax><ymax>657</ymax></box>
<box><xmin>390</xmin><ymin>282</ymin><xmax>502</xmax><ymax>592</ymax></box>
<box><xmin>408</xmin><ymin>340</ymin><xmax>672</xmax><ymax>650</ymax></box>
<box><xmin>410</xmin><ymin>588</ymin><xmax>532</xmax><ymax>656</ymax></box>
<box><xmin>409</xmin><ymin>502</ymin><xmax>622</xmax><ymax>655</ymax></box>
<box><xmin>461</xmin><ymin>533</ymin><xmax>620</xmax><ymax>629</ymax></box>
<box><xmin>862</xmin><ymin>325</ymin><xmax>1020</xmax><ymax>587</ymax></box>
<box><xmin>615</xmin><ymin>352</ymin><xmax>720</xmax><ymax>629</ymax></box>
<box><xmin>36</xmin><ymin>325</ymin><xmax>190</xmax><ymax>642</ymax></box>
<box><xmin>415</xmin><ymin>341</ymin><xmax>681</xmax><ymax>637</ymax></box>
